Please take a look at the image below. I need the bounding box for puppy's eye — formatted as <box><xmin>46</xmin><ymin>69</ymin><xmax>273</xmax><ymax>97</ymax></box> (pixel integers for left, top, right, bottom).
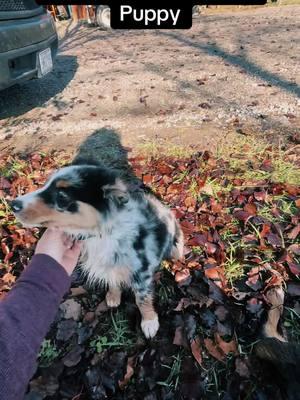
<box><xmin>56</xmin><ymin>190</ymin><xmax>71</xmax><ymax>210</ymax></box>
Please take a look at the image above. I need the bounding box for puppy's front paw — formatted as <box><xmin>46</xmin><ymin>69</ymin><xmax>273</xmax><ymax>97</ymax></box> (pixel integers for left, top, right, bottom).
<box><xmin>141</xmin><ymin>316</ymin><xmax>159</xmax><ymax>338</ymax></box>
<box><xmin>106</xmin><ymin>289</ymin><xmax>121</xmax><ymax>308</ymax></box>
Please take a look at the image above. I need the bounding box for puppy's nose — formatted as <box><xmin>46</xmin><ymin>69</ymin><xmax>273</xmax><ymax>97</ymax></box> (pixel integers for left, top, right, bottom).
<box><xmin>9</xmin><ymin>200</ymin><xmax>23</xmax><ymax>213</ymax></box>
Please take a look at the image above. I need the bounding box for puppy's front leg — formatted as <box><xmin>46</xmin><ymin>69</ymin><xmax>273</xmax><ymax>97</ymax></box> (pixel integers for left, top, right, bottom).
<box><xmin>135</xmin><ymin>289</ymin><xmax>159</xmax><ymax>339</ymax></box>
<box><xmin>106</xmin><ymin>286</ymin><xmax>122</xmax><ymax>308</ymax></box>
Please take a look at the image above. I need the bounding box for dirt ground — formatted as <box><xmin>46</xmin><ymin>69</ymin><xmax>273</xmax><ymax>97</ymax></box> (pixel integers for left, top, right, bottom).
<box><xmin>0</xmin><ymin>5</ymin><xmax>299</xmax><ymax>155</ymax></box>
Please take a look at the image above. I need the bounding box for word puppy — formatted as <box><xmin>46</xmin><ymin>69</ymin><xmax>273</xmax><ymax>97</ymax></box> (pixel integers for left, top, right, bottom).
<box><xmin>11</xmin><ymin>162</ymin><xmax>184</xmax><ymax>338</ymax></box>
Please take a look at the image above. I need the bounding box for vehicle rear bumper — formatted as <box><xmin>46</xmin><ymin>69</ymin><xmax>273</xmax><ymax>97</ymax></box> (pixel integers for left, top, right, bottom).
<box><xmin>0</xmin><ymin>33</ymin><xmax>58</xmax><ymax>91</ymax></box>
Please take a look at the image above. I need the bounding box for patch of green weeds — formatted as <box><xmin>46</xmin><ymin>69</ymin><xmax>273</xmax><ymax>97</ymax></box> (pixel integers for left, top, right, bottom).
<box><xmin>216</xmin><ymin>136</ymin><xmax>300</xmax><ymax>185</ymax></box>
<box><xmin>38</xmin><ymin>339</ymin><xmax>60</xmax><ymax>367</ymax></box>
<box><xmin>0</xmin><ymin>198</ymin><xmax>17</xmax><ymax>224</ymax></box>
<box><xmin>224</xmin><ymin>244</ymin><xmax>245</xmax><ymax>286</ymax></box>
<box><xmin>191</xmin><ymin>246</ymin><xmax>203</xmax><ymax>255</ymax></box>
<box><xmin>173</xmin><ymin>170</ymin><xmax>189</xmax><ymax>184</ymax></box>
<box><xmin>138</xmin><ymin>142</ymin><xmax>194</xmax><ymax>159</ymax></box>
<box><xmin>189</xmin><ymin>177</ymin><xmax>200</xmax><ymax>198</ymax></box>
<box><xmin>157</xmin><ymin>353</ymin><xmax>182</xmax><ymax>392</ymax></box>
<box><xmin>0</xmin><ymin>158</ymin><xmax>27</xmax><ymax>178</ymax></box>
<box><xmin>283</xmin><ymin>307</ymin><xmax>300</xmax><ymax>342</ymax></box>
<box><xmin>157</xmin><ymin>274</ymin><xmax>176</xmax><ymax>305</ymax></box>
<box><xmin>90</xmin><ymin>309</ymin><xmax>134</xmax><ymax>353</ymax></box>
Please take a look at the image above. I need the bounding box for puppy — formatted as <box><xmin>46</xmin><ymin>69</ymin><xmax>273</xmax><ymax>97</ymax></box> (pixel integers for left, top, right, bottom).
<box><xmin>10</xmin><ymin>162</ymin><xmax>184</xmax><ymax>338</ymax></box>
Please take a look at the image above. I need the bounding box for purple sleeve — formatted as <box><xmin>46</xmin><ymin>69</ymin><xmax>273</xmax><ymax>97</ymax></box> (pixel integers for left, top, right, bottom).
<box><xmin>0</xmin><ymin>254</ymin><xmax>71</xmax><ymax>400</ymax></box>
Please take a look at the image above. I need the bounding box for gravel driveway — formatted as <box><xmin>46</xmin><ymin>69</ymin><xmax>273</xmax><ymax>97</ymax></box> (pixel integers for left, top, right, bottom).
<box><xmin>0</xmin><ymin>5</ymin><xmax>299</xmax><ymax>154</ymax></box>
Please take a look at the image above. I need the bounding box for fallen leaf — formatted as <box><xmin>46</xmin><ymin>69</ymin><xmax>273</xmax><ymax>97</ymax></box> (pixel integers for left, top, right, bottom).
<box><xmin>70</xmin><ymin>286</ymin><xmax>87</xmax><ymax>297</ymax></box>
<box><xmin>190</xmin><ymin>336</ymin><xmax>203</xmax><ymax>366</ymax></box>
<box><xmin>215</xmin><ymin>333</ymin><xmax>238</xmax><ymax>355</ymax></box>
<box><xmin>0</xmin><ymin>177</ymin><xmax>11</xmax><ymax>189</ymax></box>
<box><xmin>60</xmin><ymin>299</ymin><xmax>82</xmax><ymax>321</ymax></box>
<box><xmin>244</xmin><ymin>203</ymin><xmax>257</xmax><ymax>215</ymax></box>
<box><xmin>95</xmin><ymin>300</ymin><xmax>109</xmax><ymax>315</ymax></box>
<box><xmin>119</xmin><ymin>356</ymin><xmax>135</xmax><ymax>389</ymax></box>
<box><xmin>204</xmin><ymin>338</ymin><xmax>225</xmax><ymax>362</ymax></box>
<box><xmin>235</xmin><ymin>357</ymin><xmax>250</xmax><ymax>378</ymax></box>
<box><xmin>173</xmin><ymin>326</ymin><xmax>185</xmax><ymax>346</ymax></box>
<box><xmin>288</xmin><ymin>225</ymin><xmax>300</xmax><ymax>240</ymax></box>
<box><xmin>56</xmin><ymin>319</ymin><xmax>77</xmax><ymax>341</ymax></box>
<box><xmin>62</xmin><ymin>345</ymin><xmax>83</xmax><ymax>367</ymax></box>
<box><xmin>288</xmin><ymin>262</ymin><xmax>300</xmax><ymax>276</ymax></box>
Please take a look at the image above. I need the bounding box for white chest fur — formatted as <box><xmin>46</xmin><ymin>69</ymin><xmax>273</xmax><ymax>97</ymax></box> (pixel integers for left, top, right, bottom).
<box><xmin>79</xmin><ymin>234</ymin><xmax>134</xmax><ymax>287</ymax></box>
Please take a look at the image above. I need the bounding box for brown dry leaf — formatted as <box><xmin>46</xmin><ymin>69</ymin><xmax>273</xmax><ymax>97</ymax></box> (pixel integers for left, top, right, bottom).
<box><xmin>143</xmin><ymin>175</ymin><xmax>153</xmax><ymax>184</ymax></box>
<box><xmin>204</xmin><ymin>267</ymin><xmax>221</xmax><ymax>280</ymax></box>
<box><xmin>70</xmin><ymin>286</ymin><xmax>87</xmax><ymax>297</ymax></box>
<box><xmin>60</xmin><ymin>299</ymin><xmax>82</xmax><ymax>321</ymax></box>
<box><xmin>173</xmin><ymin>326</ymin><xmax>185</xmax><ymax>346</ymax></box>
<box><xmin>174</xmin><ymin>297</ymin><xmax>197</xmax><ymax>311</ymax></box>
<box><xmin>263</xmin><ymin>287</ymin><xmax>285</xmax><ymax>342</ymax></box>
<box><xmin>62</xmin><ymin>345</ymin><xmax>83</xmax><ymax>367</ymax></box>
<box><xmin>190</xmin><ymin>336</ymin><xmax>203</xmax><ymax>366</ymax></box>
<box><xmin>185</xmin><ymin>196</ymin><xmax>197</xmax><ymax>208</ymax></box>
<box><xmin>233</xmin><ymin>210</ymin><xmax>251</xmax><ymax>222</ymax></box>
<box><xmin>175</xmin><ymin>269</ymin><xmax>190</xmax><ymax>283</ymax></box>
<box><xmin>180</xmin><ymin>220</ymin><xmax>195</xmax><ymax>235</ymax></box>
<box><xmin>1</xmin><ymin>272</ymin><xmax>16</xmax><ymax>284</ymax></box>
<box><xmin>119</xmin><ymin>357</ymin><xmax>135</xmax><ymax>389</ymax></box>
<box><xmin>215</xmin><ymin>333</ymin><xmax>238</xmax><ymax>356</ymax></box>
<box><xmin>288</xmin><ymin>225</ymin><xmax>300</xmax><ymax>240</ymax></box>
<box><xmin>0</xmin><ymin>177</ymin><xmax>11</xmax><ymax>189</ymax></box>
<box><xmin>204</xmin><ymin>338</ymin><xmax>225</xmax><ymax>362</ymax></box>
<box><xmin>95</xmin><ymin>300</ymin><xmax>109</xmax><ymax>315</ymax></box>
<box><xmin>235</xmin><ymin>357</ymin><xmax>251</xmax><ymax>378</ymax></box>
<box><xmin>244</xmin><ymin>203</ymin><xmax>257</xmax><ymax>215</ymax></box>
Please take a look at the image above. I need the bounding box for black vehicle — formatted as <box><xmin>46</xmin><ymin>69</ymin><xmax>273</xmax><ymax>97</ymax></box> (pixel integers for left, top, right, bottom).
<box><xmin>0</xmin><ymin>0</ymin><xmax>58</xmax><ymax>90</ymax></box>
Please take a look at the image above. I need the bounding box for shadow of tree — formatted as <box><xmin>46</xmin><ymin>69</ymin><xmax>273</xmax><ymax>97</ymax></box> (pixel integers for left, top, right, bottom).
<box><xmin>0</xmin><ymin>54</ymin><xmax>78</xmax><ymax>120</ymax></box>
<box><xmin>59</xmin><ymin>23</ymin><xmax>121</xmax><ymax>52</ymax></box>
<box><xmin>159</xmin><ymin>31</ymin><xmax>300</xmax><ymax>98</ymax></box>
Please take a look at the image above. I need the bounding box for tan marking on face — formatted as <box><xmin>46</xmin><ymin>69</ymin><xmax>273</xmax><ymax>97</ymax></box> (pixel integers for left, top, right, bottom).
<box><xmin>135</xmin><ymin>294</ymin><xmax>157</xmax><ymax>321</ymax></box>
<box><xmin>17</xmin><ymin>198</ymin><xmax>99</xmax><ymax>230</ymax></box>
<box><xmin>56</xmin><ymin>180</ymin><xmax>71</xmax><ymax>188</ymax></box>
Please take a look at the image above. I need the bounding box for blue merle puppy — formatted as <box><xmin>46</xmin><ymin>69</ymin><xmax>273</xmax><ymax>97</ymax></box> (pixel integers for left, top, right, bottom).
<box><xmin>10</xmin><ymin>161</ymin><xmax>184</xmax><ymax>338</ymax></box>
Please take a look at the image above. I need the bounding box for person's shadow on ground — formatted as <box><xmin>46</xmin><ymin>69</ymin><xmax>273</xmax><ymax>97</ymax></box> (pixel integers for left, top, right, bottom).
<box><xmin>0</xmin><ymin>55</ymin><xmax>78</xmax><ymax>120</ymax></box>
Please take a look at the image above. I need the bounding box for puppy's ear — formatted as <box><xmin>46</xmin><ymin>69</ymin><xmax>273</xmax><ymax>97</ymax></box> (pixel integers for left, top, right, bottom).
<box><xmin>103</xmin><ymin>179</ymin><xmax>129</xmax><ymax>206</ymax></box>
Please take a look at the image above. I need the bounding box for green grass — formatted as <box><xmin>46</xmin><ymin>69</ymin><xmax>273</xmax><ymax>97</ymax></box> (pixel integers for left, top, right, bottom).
<box><xmin>157</xmin><ymin>271</ymin><xmax>176</xmax><ymax>305</ymax></box>
<box><xmin>0</xmin><ymin>158</ymin><xmax>27</xmax><ymax>178</ymax></box>
<box><xmin>38</xmin><ymin>339</ymin><xmax>60</xmax><ymax>367</ymax></box>
<box><xmin>90</xmin><ymin>309</ymin><xmax>134</xmax><ymax>353</ymax></box>
<box><xmin>137</xmin><ymin>142</ymin><xmax>194</xmax><ymax>159</ymax></box>
<box><xmin>216</xmin><ymin>136</ymin><xmax>300</xmax><ymax>185</ymax></box>
<box><xmin>189</xmin><ymin>177</ymin><xmax>200</xmax><ymax>198</ymax></box>
<box><xmin>191</xmin><ymin>246</ymin><xmax>204</xmax><ymax>255</ymax></box>
<box><xmin>283</xmin><ymin>307</ymin><xmax>300</xmax><ymax>342</ymax></box>
<box><xmin>157</xmin><ymin>353</ymin><xmax>183</xmax><ymax>392</ymax></box>
<box><xmin>173</xmin><ymin>170</ymin><xmax>189</xmax><ymax>184</ymax></box>
<box><xmin>256</xmin><ymin>195</ymin><xmax>297</xmax><ymax>224</ymax></box>
<box><xmin>224</xmin><ymin>243</ymin><xmax>246</xmax><ymax>286</ymax></box>
<box><xmin>242</xmin><ymin>158</ymin><xmax>300</xmax><ymax>185</ymax></box>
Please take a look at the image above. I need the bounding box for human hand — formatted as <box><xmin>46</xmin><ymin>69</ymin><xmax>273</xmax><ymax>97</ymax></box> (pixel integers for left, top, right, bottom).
<box><xmin>34</xmin><ymin>228</ymin><xmax>82</xmax><ymax>276</ymax></box>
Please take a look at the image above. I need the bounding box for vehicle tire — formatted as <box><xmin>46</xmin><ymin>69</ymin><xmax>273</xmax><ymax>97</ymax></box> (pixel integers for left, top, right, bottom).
<box><xmin>96</xmin><ymin>5</ymin><xmax>111</xmax><ymax>30</ymax></box>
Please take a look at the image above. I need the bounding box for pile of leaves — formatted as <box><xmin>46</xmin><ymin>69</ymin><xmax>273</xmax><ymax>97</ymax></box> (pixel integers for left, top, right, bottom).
<box><xmin>0</xmin><ymin>147</ymin><xmax>299</xmax><ymax>400</ymax></box>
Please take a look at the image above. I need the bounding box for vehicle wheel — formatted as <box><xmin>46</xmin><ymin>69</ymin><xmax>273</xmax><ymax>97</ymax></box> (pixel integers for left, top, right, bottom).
<box><xmin>96</xmin><ymin>5</ymin><xmax>111</xmax><ymax>30</ymax></box>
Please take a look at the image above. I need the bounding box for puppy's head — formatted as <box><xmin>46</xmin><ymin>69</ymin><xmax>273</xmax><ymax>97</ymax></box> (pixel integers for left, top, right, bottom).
<box><xmin>10</xmin><ymin>164</ymin><xmax>128</xmax><ymax>230</ymax></box>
